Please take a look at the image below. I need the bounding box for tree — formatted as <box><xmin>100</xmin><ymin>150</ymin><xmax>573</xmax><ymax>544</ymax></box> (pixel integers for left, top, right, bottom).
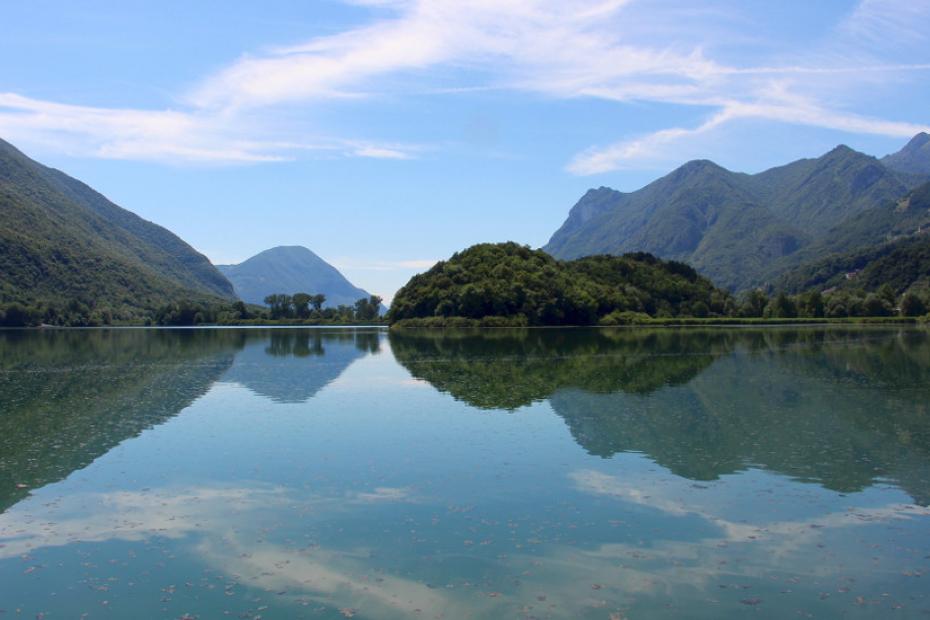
<box><xmin>900</xmin><ymin>292</ymin><xmax>927</xmax><ymax>317</ymax></box>
<box><xmin>311</xmin><ymin>294</ymin><xmax>326</xmax><ymax>312</ymax></box>
<box><xmin>863</xmin><ymin>293</ymin><xmax>892</xmax><ymax>317</ymax></box>
<box><xmin>764</xmin><ymin>293</ymin><xmax>798</xmax><ymax>319</ymax></box>
<box><xmin>740</xmin><ymin>290</ymin><xmax>768</xmax><ymax>318</ymax></box>
<box><xmin>797</xmin><ymin>291</ymin><xmax>825</xmax><ymax>318</ymax></box>
<box><xmin>354</xmin><ymin>295</ymin><xmax>383</xmax><ymax>321</ymax></box>
<box><xmin>264</xmin><ymin>294</ymin><xmax>294</xmax><ymax>319</ymax></box>
<box><xmin>231</xmin><ymin>300</ymin><xmax>249</xmax><ymax>319</ymax></box>
<box><xmin>0</xmin><ymin>303</ymin><xmax>34</xmax><ymax>327</ymax></box>
<box><xmin>292</xmin><ymin>292</ymin><xmax>312</xmax><ymax>319</ymax></box>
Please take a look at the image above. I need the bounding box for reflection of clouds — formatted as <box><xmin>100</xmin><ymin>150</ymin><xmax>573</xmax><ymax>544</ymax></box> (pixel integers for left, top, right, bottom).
<box><xmin>0</xmin><ymin>483</ymin><xmax>413</xmax><ymax>560</ymax></box>
<box><xmin>196</xmin><ymin>536</ymin><xmax>458</xmax><ymax>618</ymax></box>
<box><xmin>0</xmin><ymin>483</ymin><xmax>485</xmax><ymax>619</ymax></box>
<box><xmin>570</xmin><ymin>468</ymin><xmax>930</xmax><ymax>544</ymax></box>
<box><xmin>4</xmin><ymin>472</ymin><xmax>929</xmax><ymax>617</ymax></box>
<box><xmin>350</xmin><ymin>486</ymin><xmax>413</xmax><ymax>503</ymax></box>
<box><xmin>570</xmin><ymin>468</ymin><xmax>930</xmax><ymax>571</ymax></box>
<box><xmin>0</xmin><ymin>486</ymin><xmax>290</xmax><ymax>558</ymax></box>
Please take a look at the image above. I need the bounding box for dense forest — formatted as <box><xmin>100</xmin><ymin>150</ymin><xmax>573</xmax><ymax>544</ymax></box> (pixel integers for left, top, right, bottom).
<box><xmin>387</xmin><ymin>242</ymin><xmax>930</xmax><ymax>326</ymax></box>
<box><xmin>387</xmin><ymin>242</ymin><xmax>734</xmax><ymax>326</ymax></box>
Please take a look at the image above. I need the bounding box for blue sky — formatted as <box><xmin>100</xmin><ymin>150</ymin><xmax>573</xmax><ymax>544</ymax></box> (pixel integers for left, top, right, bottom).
<box><xmin>2</xmin><ymin>0</ymin><xmax>929</xmax><ymax>301</ymax></box>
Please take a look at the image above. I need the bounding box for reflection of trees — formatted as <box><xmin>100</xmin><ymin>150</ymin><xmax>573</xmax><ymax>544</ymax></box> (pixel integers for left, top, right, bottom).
<box><xmin>0</xmin><ymin>329</ymin><xmax>244</xmax><ymax>513</ymax></box>
<box><xmin>392</xmin><ymin>327</ymin><xmax>930</xmax><ymax>504</ymax></box>
<box><xmin>264</xmin><ymin>329</ymin><xmax>381</xmax><ymax>358</ymax></box>
<box><xmin>226</xmin><ymin>328</ymin><xmax>382</xmax><ymax>403</ymax></box>
<box><xmin>389</xmin><ymin>328</ymin><xmax>728</xmax><ymax>410</ymax></box>
<box><xmin>0</xmin><ymin>327</ymin><xmax>385</xmax><ymax>513</ymax></box>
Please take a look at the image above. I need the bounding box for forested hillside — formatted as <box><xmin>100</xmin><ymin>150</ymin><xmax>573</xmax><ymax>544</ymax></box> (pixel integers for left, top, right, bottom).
<box><xmin>0</xmin><ymin>138</ymin><xmax>234</xmax><ymax>324</ymax></box>
<box><xmin>388</xmin><ymin>242</ymin><xmax>732</xmax><ymax>326</ymax></box>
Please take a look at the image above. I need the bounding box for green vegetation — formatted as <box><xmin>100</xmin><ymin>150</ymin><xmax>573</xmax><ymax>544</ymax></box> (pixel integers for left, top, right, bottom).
<box><xmin>775</xmin><ymin>234</ymin><xmax>930</xmax><ymax>299</ymax></box>
<box><xmin>387</xmin><ymin>242</ymin><xmax>930</xmax><ymax>327</ymax></box>
<box><xmin>0</xmin><ymin>293</ymin><xmax>385</xmax><ymax>327</ymax></box>
<box><xmin>388</xmin><ymin>242</ymin><xmax>733</xmax><ymax>326</ymax></box>
<box><xmin>0</xmin><ymin>137</ymin><xmax>235</xmax><ymax>323</ymax></box>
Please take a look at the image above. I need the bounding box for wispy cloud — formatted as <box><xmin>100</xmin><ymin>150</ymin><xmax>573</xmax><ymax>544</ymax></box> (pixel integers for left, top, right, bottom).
<box><xmin>2</xmin><ymin>0</ymin><xmax>928</xmax><ymax>168</ymax></box>
<box><xmin>0</xmin><ymin>93</ymin><xmax>423</xmax><ymax>164</ymax></box>
<box><xmin>569</xmin><ymin>93</ymin><xmax>930</xmax><ymax>174</ymax></box>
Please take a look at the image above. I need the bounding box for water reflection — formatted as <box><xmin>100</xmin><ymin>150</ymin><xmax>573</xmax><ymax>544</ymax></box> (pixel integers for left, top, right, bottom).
<box><xmin>0</xmin><ymin>329</ymin><xmax>237</xmax><ymax>511</ymax></box>
<box><xmin>0</xmin><ymin>328</ymin><xmax>382</xmax><ymax>510</ymax></box>
<box><xmin>222</xmin><ymin>329</ymin><xmax>381</xmax><ymax>403</ymax></box>
<box><xmin>392</xmin><ymin>327</ymin><xmax>930</xmax><ymax>502</ymax></box>
<box><xmin>1</xmin><ymin>326</ymin><xmax>929</xmax><ymax>619</ymax></box>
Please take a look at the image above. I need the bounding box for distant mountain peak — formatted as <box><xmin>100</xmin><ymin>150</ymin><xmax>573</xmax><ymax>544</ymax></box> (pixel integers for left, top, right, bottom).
<box><xmin>906</xmin><ymin>132</ymin><xmax>930</xmax><ymax>148</ymax></box>
<box><xmin>882</xmin><ymin>132</ymin><xmax>930</xmax><ymax>175</ymax></box>
<box><xmin>218</xmin><ymin>245</ymin><xmax>374</xmax><ymax>308</ymax></box>
<box><xmin>679</xmin><ymin>158</ymin><xmax>724</xmax><ymax>172</ymax></box>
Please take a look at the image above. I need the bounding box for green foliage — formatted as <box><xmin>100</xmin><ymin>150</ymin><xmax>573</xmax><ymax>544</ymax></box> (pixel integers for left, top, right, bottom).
<box><xmin>388</xmin><ymin>242</ymin><xmax>732</xmax><ymax>326</ymax></box>
<box><xmin>901</xmin><ymin>293</ymin><xmax>928</xmax><ymax>317</ymax></box>
<box><xmin>764</xmin><ymin>293</ymin><xmax>798</xmax><ymax>319</ymax></box>
<box><xmin>0</xmin><ymin>138</ymin><xmax>234</xmax><ymax>319</ymax></box>
<box><xmin>354</xmin><ymin>295</ymin><xmax>384</xmax><ymax>321</ymax></box>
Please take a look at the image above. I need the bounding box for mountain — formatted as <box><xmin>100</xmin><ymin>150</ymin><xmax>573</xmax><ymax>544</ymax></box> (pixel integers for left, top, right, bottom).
<box><xmin>882</xmin><ymin>132</ymin><xmax>930</xmax><ymax>175</ymax></box>
<box><xmin>544</xmin><ymin>138</ymin><xmax>926</xmax><ymax>290</ymax></box>
<box><xmin>218</xmin><ymin>245</ymin><xmax>374</xmax><ymax>307</ymax></box>
<box><xmin>0</xmin><ymin>137</ymin><xmax>234</xmax><ymax>317</ymax></box>
<box><xmin>769</xmin><ymin>181</ymin><xmax>930</xmax><ymax>293</ymax></box>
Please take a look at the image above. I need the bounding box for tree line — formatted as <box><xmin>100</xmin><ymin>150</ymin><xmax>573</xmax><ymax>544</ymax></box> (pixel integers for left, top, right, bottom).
<box><xmin>0</xmin><ymin>293</ymin><xmax>384</xmax><ymax>327</ymax></box>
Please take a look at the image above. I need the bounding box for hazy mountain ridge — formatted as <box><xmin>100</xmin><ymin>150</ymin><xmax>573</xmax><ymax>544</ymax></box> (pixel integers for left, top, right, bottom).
<box><xmin>0</xmin><ymin>137</ymin><xmax>235</xmax><ymax>316</ymax></box>
<box><xmin>882</xmin><ymin>132</ymin><xmax>930</xmax><ymax>175</ymax></box>
<box><xmin>218</xmin><ymin>245</ymin><xmax>375</xmax><ymax>308</ymax></box>
<box><xmin>545</xmin><ymin>137</ymin><xmax>929</xmax><ymax>290</ymax></box>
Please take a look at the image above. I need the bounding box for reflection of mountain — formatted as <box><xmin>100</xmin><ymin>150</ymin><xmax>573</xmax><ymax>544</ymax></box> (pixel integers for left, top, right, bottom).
<box><xmin>221</xmin><ymin>329</ymin><xmax>381</xmax><ymax>403</ymax></box>
<box><xmin>393</xmin><ymin>327</ymin><xmax>930</xmax><ymax>504</ymax></box>
<box><xmin>0</xmin><ymin>329</ymin><xmax>243</xmax><ymax>513</ymax></box>
<box><xmin>0</xmin><ymin>328</ymin><xmax>383</xmax><ymax>513</ymax></box>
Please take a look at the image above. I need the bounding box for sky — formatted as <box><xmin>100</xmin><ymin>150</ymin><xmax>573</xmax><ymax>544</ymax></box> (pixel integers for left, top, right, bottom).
<box><xmin>2</xmin><ymin>0</ymin><xmax>929</xmax><ymax>302</ymax></box>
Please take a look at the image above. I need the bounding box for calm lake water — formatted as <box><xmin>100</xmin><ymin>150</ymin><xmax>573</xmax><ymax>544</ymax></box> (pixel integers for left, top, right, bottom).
<box><xmin>1</xmin><ymin>326</ymin><xmax>930</xmax><ymax>619</ymax></box>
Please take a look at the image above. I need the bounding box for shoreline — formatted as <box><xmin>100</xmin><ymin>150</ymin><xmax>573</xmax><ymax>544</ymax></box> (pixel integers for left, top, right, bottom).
<box><xmin>3</xmin><ymin>316</ymin><xmax>926</xmax><ymax>330</ymax></box>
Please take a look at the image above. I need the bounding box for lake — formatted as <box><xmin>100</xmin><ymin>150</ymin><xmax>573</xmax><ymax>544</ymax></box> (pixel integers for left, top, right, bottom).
<box><xmin>1</xmin><ymin>326</ymin><xmax>929</xmax><ymax>619</ymax></box>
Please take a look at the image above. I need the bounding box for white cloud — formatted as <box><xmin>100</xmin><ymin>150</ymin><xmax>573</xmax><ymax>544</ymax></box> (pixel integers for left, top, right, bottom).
<box><xmin>0</xmin><ymin>92</ymin><xmax>422</xmax><ymax>164</ymax></box>
<box><xmin>569</xmin><ymin>94</ymin><xmax>930</xmax><ymax>175</ymax></box>
<box><xmin>2</xmin><ymin>0</ymin><xmax>928</xmax><ymax>169</ymax></box>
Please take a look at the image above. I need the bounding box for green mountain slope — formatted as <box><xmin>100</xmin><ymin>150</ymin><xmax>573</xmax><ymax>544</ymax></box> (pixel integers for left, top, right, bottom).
<box><xmin>768</xmin><ymin>181</ymin><xmax>930</xmax><ymax>291</ymax></box>
<box><xmin>0</xmin><ymin>138</ymin><xmax>234</xmax><ymax>317</ymax></box>
<box><xmin>218</xmin><ymin>245</ymin><xmax>373</xmax><ymax>307</ymax></box>
<box><xmin>749</xmin><ymin>145</ymin><xmax>912</xmax><ymax>234</ymax></box>
<box><xmin>545</xmin><ymin>138</ymin><xmax>924</xmax><ymax>290</ymax></box>
<box><xmin>882</xmin><ymin>132</ymin><xmax>930</xmax><ymax>175</ymax></box>
<box><xmin>388</xmin><ymin>242</ymin><xmax>732</xmax><ymax>325</ymax></box>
